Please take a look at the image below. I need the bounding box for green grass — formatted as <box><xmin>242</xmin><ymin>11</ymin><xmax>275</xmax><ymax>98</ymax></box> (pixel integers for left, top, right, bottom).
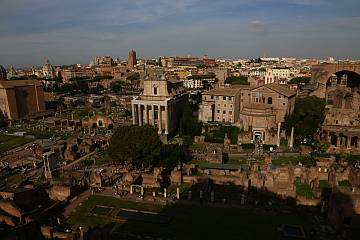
<box><xmin>0</xmin><ymin>134</ymin><xmax>33</xmax><ymax>153</ymax></box>
<box><xmin>338</xmin><ymin>180</ymin><xmax>351</xmax><ymax>187</ymax></box>
<box><xmin>6</xmin><ymin>173</ymin><xmax>25</xmax><ymax>185</ymax></box>
<box><xmin>68</xmin><ymin>195</ymin><xmax>307</xmax><ymax>240</ymax></box>
<box><xmin>319</xmin><ymin>180</ymin><xmax>330</xmax><ymax>189</ymax></box>
<box><xmin>271</xmin><ymin>156</ymin><xmax>315</xmax><ymax>167</ymax></box>
<box><xmin>272</xmin><ymin>157</ymin><xmax>299</xmax><ymax>166</ymax></box>
<box><xmin>294</xmin><ymin>178</ymin><xmax>315</xmax><ymax>199</ymax></box>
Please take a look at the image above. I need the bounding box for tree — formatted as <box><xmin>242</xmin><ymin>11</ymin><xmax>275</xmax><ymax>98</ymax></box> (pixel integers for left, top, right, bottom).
<box><xmin>126</xmin><ymin>72</ymin><xmax>140</xmax><ymax>81</ymax></box>
<box><xmin>53</xmin><ymin>83</ymin><xmax>73</xmax><ymax>94</ymax></box>
<box><xmin>110</xmin><ymin>81</ymin><xmax>123</xmax><ymax>93</ymax></box>
<box><xmin>187</xmin><ymin>73</ymin><xmax>215</xmax><ymax>80</ymax></box>
<box><xmin>93</xmin><ymin>75</ymin><xmax>114</xmax><ymax>81</ymax></box>
<box><xmin>225</xmin><ymin>76</ymin><xmax>249</xmax><ymax>85</ymax></box>
<box><xmin>202</xmin><ymin>80</ymin><xmax>210</xmax><ymax>90</ymax></box>
<box><xmin>283</xmin><ymin>96</ymin><xmax>326</xmax><ymax>146</ymax></box>
<box><xmin>179</xmin><ymin>102</ymin><xmax>202</xmax><ymax>141</ymax></box>
<box><xmin>288</xmin><ymin>77</ymin><xmax>311</xmax><ymax>84</ymax></box>
<box><xmin>109</xmin><ymin>125</ymin><xmax>162</xmax><ymax>169</ymax></box>
<box><xmin>158</xmin><ymin>144</ymin><xmax>190</xmax><ymax>170</ymax></box>
<box><xmin>89</xmin><ymin>84</ymin><xmax>104</xmax><ymax>94</ymax></box>
<box><xmin>73</xmin><ymin>79</ymin><xmax>89</xmax><ymax>93</ymax></box>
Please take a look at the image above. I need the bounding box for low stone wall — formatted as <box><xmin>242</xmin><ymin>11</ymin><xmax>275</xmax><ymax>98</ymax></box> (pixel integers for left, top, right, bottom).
<box><xmin>296</xmin><ymin>196</ymin><xmax>321</xmax><ymax>206</ymax></box>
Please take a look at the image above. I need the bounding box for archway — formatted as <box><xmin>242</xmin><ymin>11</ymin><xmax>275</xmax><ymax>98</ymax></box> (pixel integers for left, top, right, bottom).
<box><xmin>326</xmin><ymin>71</ymin><xmax>360</xmax><ymax>89</ymax></box>
<box><xmin>351</xmin><ymin>136</ymin><xmax>358</xmax><ymax>148</ymax></box>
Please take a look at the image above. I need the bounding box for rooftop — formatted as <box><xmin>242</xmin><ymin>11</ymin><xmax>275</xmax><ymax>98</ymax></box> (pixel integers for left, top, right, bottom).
<box><xmin>204</xmin><ymin>87</ymin><xmax>241</xmax><ymax>96</ymax></box>
<box><xmin>263</xmin><ymin>83</ymin><xmax>296</xmax><ymax>97</ymax></box>
<box><xmin>0</xmin><ymin>79</ymin><xmax>43</xmax><ymax>88</ymax></box>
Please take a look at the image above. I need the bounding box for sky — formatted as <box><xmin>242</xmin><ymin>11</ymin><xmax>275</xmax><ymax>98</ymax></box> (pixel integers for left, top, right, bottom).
<box><xmin>0</xmin><ymin>0</ymin><xmax>360</xmax><ymax>67</ymax></box>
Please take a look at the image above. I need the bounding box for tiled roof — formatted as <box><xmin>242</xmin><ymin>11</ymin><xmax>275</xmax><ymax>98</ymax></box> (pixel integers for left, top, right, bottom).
<box><xmin>255</xmin><ymin>83</ymin><xmax>296</xmax><ymax>97</ymax></box>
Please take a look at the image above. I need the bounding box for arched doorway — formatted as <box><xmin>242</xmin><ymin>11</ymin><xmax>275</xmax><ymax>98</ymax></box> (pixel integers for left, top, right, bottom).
<box><xmin>330</xmin><ymin>135</ymin><xmax>338</xmax><ymax>146</ymax></box>
<box><xmin>351</xmin><ymin>136</ymin><xmax>358</xmax><ymax>148</ymax></box>
<box><xmin>326</xmin><ymin>71</ymin><xmax>360</xmax><ymax>89</ymax></box>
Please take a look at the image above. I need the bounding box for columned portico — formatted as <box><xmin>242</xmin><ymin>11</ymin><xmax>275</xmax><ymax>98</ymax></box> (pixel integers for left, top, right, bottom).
<box><xmin>138</xmin><ymin>104</ymin><xmax>143</xmax><ymax>126</ymax></box>
<box><xmin>144</xmin><ymin>105</ymin><xmax>149</xmax><ymax>125</ymax></box>
<box><xmin>151</xmin><ymin>105</ymin><xmax>155</xmax><ymax>125</ymax></box>
<box><xmin>323</xmin><ymin>129</ymin><xmax>360</xmax><ymax>154</ymax></box>
<box><xmin>164</xmin><ymin>106</ymin><xmax>169</xmax><ymax>135</ymax></box>
<box><xmin>131</xmin><ymin>75</ymin><xmax>188</xmax><ymax>142</ymax></box>
<box><xmin>158</xmin><ymin>105</ymin><xmax>163</xmax><ymax>135</ymax></box>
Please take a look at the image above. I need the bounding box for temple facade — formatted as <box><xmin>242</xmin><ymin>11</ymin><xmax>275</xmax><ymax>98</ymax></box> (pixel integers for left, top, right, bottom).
<box><xmin>0</xmin><ymin>65</ymin><xmax>46</xmax><ymax>120</ymax></box>
<box><xmin>131</xmin><ymin>75</ymin><xmax>188</xmax><ymax>141</ymax></box>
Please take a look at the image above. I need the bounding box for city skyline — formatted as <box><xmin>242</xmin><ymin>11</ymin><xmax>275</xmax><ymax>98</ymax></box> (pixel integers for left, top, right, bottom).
<box><xmin>1</xmin><ymin>0</ymin><xmax>360</xmax><ymax>67</ymax></box>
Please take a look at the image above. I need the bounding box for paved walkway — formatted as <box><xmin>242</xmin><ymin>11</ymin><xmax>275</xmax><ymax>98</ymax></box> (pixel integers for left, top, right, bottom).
<box><xmin>63</xmin><ymin>190</ymin><xmax>91</xmax><ymax>217</ymax></box>
<box><xmin>60</xmin><ymin>151</ymin><xmax>96</xmax><ymax>170</ymax></box>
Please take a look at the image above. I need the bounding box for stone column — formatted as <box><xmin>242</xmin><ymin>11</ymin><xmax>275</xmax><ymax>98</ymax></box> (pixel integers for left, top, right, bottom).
<box><xmin>164</xmin><ymin>106</ymin><xmax>169</xmax><ymax>135</ymax></box>
<box><xmin>347</xmin><ymin>136</ymin><xmax>351</xmax><ymax>148</ymax></box>
<box><xmin>138</xmin><ymin>105</ymin><xmax>143</xmax><ymax>126</ymax></box>
<box><xmin>158</xmin><ymin>105</ymin><xmax>163</xmax><ymax>134</ymax></box>
<box><xmin>336</xmin><ymin>135</ymin><xmax>340</xmax><ymax>147</ymax></box>
<box><xmin>144</xmin><ymin>105</ymin><xmax>149</xmax><ymax>125</ymax></box>
<box><xmin>289</xmin><ymin>127</ymin><xmax>294</xmax><ymax>149</ymax></box>
<box><xmin>132</xmin><ymin>104</ymin><xmax>137</xmax><ymax>125</ymax></box>
<box><xmin>276</xmin><ymin>122</ymin><xmax>281</xmax><ymax>147</ymax></box>
<box><xmin>176</xmin><ymin>188</ymin><xmax>180</xmax><ymax>200</ymax></box>
<box><xmin>151</xmin><ymin>105</ymin><xmax>155</xmax><ymax>125</ymax></box>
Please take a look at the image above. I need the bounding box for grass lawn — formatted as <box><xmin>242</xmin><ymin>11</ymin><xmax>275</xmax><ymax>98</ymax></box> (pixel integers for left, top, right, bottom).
<box><xmin>68</xmin><ymin>195</ymin><xmax>307</xmax><ymax>240</ymax></box>
<box><xmin>0</xmin><ymin>134</ymin><xmax>33</xmax><ymax>153</ymax></box>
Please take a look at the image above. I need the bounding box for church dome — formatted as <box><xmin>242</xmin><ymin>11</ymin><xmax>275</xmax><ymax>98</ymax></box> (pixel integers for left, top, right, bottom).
<box><xmin>0</xmin><ymin>65</ymin><xmax>7</xmax><ymax>80</ymax></box>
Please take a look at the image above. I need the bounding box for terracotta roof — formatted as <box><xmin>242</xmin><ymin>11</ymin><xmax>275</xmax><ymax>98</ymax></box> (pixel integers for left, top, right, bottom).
<box><xmin>204</xmin><ymin>87</ymin><xmax>241</xmax><ymax>96</ymax></box>
<box><xmin>256</xmin><ymin>83</ymin><xmax>296</xmax><ymax>97</ymax></box>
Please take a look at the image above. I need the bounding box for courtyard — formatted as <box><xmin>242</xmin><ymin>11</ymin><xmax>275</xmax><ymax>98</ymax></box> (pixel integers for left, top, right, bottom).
<box><xmin>67</xmin><ymin>195</ymin><xmax>309</xmax><ymax>240</ymax></box>
<box><xmin>0</xmin><ymin>133</ymin><xmax>33</xmax><ymax>153</ymax></box>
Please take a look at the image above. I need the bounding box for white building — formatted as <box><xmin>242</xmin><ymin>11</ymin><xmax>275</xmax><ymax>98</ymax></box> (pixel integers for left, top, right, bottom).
<box><xmin>131</xmin><ymin>75</ymin><xmax>188</xmax><ymax>141</ymax></box>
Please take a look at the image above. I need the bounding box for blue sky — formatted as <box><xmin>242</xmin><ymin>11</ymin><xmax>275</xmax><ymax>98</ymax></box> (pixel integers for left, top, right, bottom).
<box><xmin>0</xmin><ymin>0</ymin><xmax>359</xmax><ymax>67</ymax></box>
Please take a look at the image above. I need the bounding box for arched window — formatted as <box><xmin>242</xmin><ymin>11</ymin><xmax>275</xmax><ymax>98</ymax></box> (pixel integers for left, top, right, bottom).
<box><xmin>267</xmin><ymin>97</ymin><xmax>273</xmax><ymax>104</ymax></box>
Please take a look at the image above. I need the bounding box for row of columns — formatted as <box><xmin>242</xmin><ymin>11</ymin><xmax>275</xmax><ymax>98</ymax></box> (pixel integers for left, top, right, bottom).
<box><xmin>324</xmin><ymin>133</ymin><xmax>359</xmax><ymax>149</ymax></box>
<box><xmin>132</xmin><ymin>104</ymin><xmax>169</xmax><ymax>135</ymax></box>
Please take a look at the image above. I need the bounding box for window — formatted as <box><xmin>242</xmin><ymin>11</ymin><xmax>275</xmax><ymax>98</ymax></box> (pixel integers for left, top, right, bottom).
<box><xmin>153</xmin><ymin>87</ymin><xmax>158</xmax><ymax>95</ymax></box>
<box><xmin>217</xmin><ymin>110</ymin><xmax>220</xmax><ymax>113</ymax></box>
<box><xmin>211</xmin><ymin>95</ymin><xmax>214</xmax><ymax>99</ymax></box>
<box><xmin>230</xmin><ymin>104</ymin><xmax>233</xmax><ymax>108</ymax></box>
<box><xmin>223</xmin><ymin>96</ymin><xmax>226</xmax><ymax>100</ymax></box>
<box><xmin>216</xmin><ymin>96</ymin><xmax>219</xmax><ymax>100</ymax></box>
<box><xmin>224</xmin><ymin>104</ymin><xmax>226</xmax><ymax>107</ymax></box>
<box><xmin>267</xmin><ymin>97</ymin><xmax>273</xmax><ymax>104</ymax></box>
<box><xmin>229</xmin><ymin>111</ymin><xmax>232</xmax><ymax>114</ymax></box>
<box><xmin>223</xmin><ymin>110</ymin><xmax>226</xmax><ymax>114</ymax></box>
